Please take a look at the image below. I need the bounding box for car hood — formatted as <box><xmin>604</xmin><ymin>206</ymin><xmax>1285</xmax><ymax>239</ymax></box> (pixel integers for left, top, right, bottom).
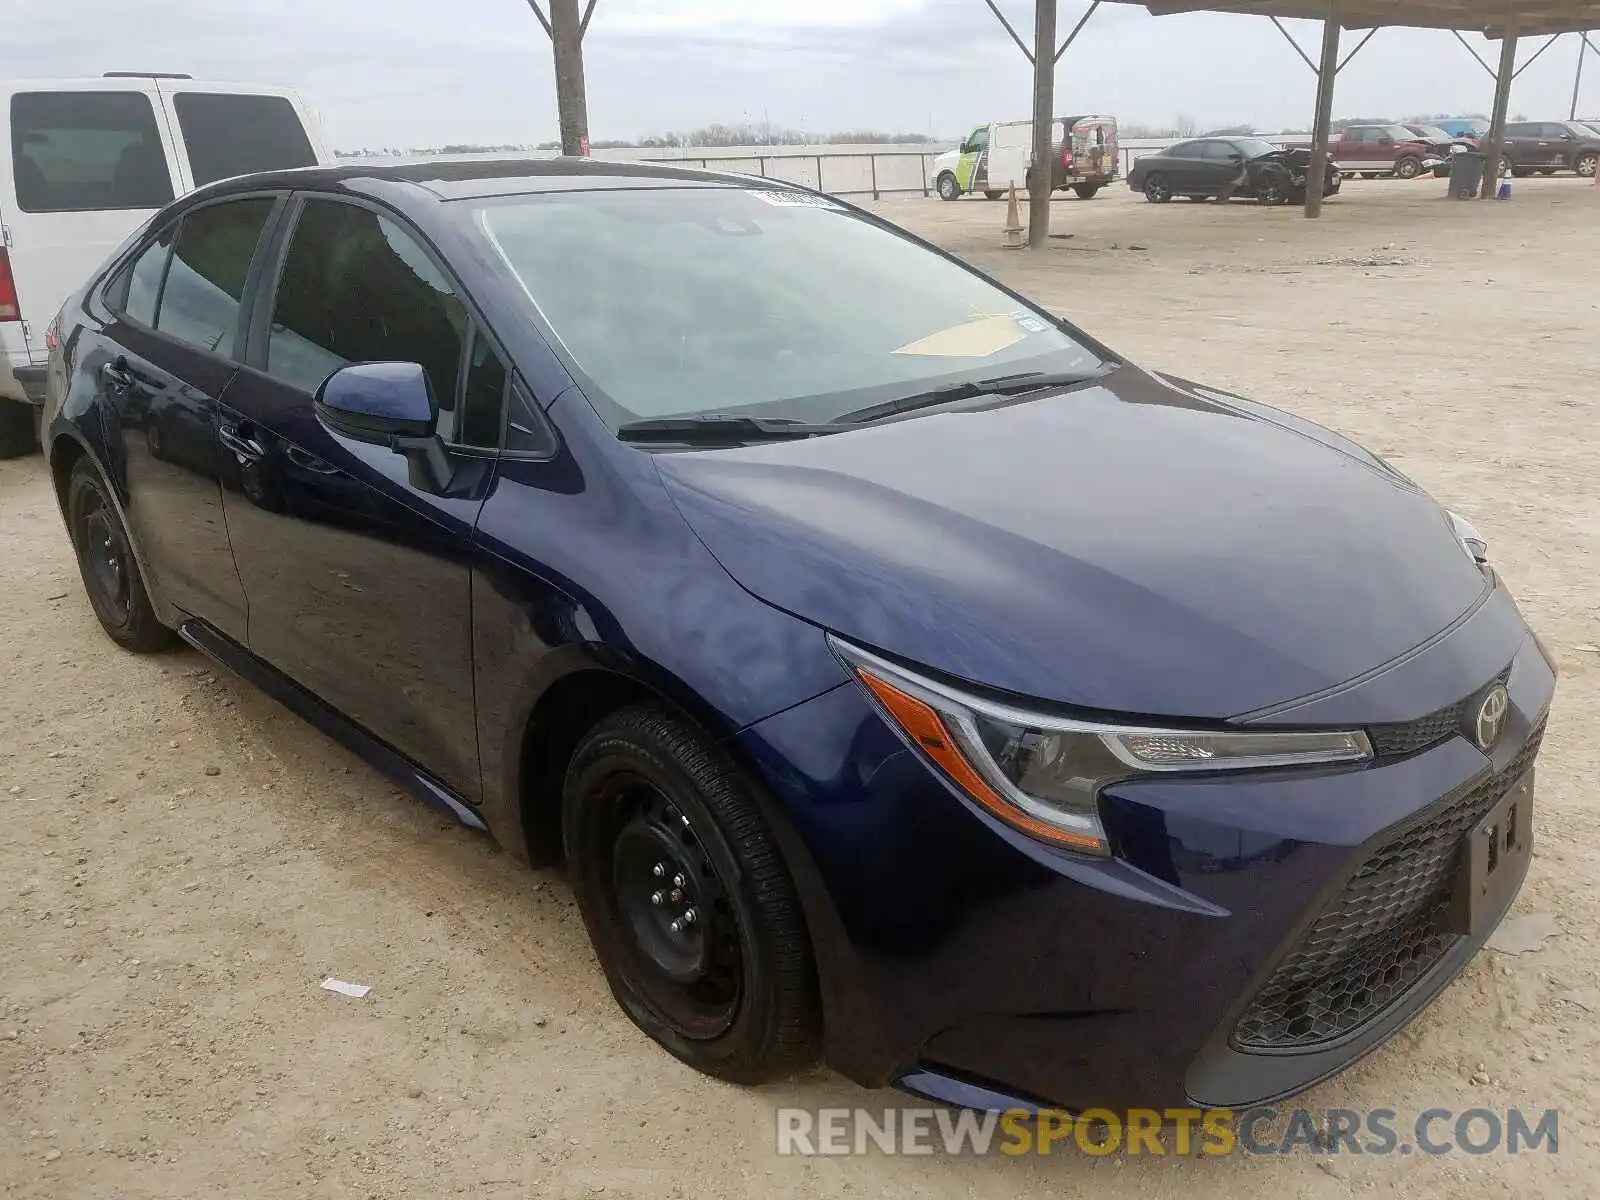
<box><xmin>653</xmin><ymin>366</ymin><xmax>1490</xmax><ymax>720</ymax></box>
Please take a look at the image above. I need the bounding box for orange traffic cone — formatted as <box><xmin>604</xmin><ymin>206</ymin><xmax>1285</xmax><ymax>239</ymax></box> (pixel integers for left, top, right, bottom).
<box><xmin>1002</xmin><ymin>185</ymin><xmax>1025</xmax><ymax>249</ymax></box>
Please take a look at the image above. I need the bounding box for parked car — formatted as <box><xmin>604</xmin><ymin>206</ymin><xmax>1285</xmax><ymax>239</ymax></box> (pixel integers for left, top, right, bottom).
<box><xmin>44</xmin><ymin>158</ymin><xmax>1554</xmax><ymax>1114</ymax></box>
<box><xmin>1434</xmin><ymin>118</ymin><xmax>1489</xmax><ymax>139</ymax></box>
<box><xmin>1316</xmin><ymin>124</ymin><xmax>1446</xmax><ymax>179</ymax></box>
<box><xmin>0</xmin><ymin>73</ymin><xmax>329</xmax><ymax>458</ymax></box>
<box><xmin>1498</xmin><ymin>121</ymin><xmax>1600</xmax><ymax>177</ymax></box>
<box><xmin>1127</xmin><ymin>136</ymin><xmax>1341</xmax><ymax>205</ymax></box>
<box><xmin>933</xmin><ymin>114</ymin><xmax>1117</xmax><ymax>202</ymax></box>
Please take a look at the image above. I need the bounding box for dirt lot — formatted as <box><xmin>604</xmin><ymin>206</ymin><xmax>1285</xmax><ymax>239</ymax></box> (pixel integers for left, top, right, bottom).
<box><xmin>4</xmin><ymin>177</ymin><xmax>1599</xmax><ymax>1198</ymax></box>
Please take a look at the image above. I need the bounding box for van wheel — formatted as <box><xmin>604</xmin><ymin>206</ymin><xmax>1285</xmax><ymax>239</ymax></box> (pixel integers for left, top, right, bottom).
<box><xmin>982</xmin><ymin>190</ymin><xmax>1002</xmax><ymax>200</ymax></box>
<box><xmin>936</xmin><ymin>172</ymin><xmax>961</xmax><ymax>201</ymax></box>
<box><xmin>0</xmin><ymin>399</ymin><xmax>39</xmax><ymax>459</ymax></box>
<box><xmin>67</xmin><ymin>458</ymin><xmax>176</xmax><ymax>652</ymax></box>
<box><xmin>563</xmin><ymin>704</ymin><xmax>820</xmax><ymax>1084</ymax></box>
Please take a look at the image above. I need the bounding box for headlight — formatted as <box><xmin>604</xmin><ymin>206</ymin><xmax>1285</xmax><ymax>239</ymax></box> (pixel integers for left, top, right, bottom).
<box><xmin>831</xmin><ymin>638</ymin><xmax>1372</xmax><ymax>858</ymax></box>
<box><xmin>1447</xmin><ymin>509</ymin><xmax>1489</xmax><ymax>563</ymax></box>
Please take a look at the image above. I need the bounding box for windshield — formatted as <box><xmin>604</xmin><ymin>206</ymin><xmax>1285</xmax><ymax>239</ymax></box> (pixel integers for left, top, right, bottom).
<box><xmin>1562</xmin><ymin>122</ymin><xmax>1596</xmax><ymax>138</ymax></box>
<box><xmin>1382</xmin><ymin>125</ymin><xmax>1418</xmax><ymax>140</ymax></box>
<box><xmin>1232</xmin><ymin>138</ymin><xmax>1283</xmax><ymax>159</ymax></box>
<box><xmin>1409</xmin><ymin>126</ymin><xmax>1451</xmax><ymax>141</ymax></box>
<box><xmin>473</xmin><ymin>187</ymin><xmax>1103</xmax><ymax>428</ymax></box>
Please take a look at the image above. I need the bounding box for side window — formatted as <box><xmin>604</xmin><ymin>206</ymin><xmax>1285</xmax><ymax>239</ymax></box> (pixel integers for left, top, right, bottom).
<box><xmin>9</xmin><ymin>90</ymin><xmax>174</xmax><ymax>213</ymax></box>
<box><xmin>968</xmin><ymin>127</ymin><xmax>989</xmax><ymax>152</ymax></box>
<box><xmin>1504</xmin><ymin>123</ymin><xmax>1533</xmax><ymax>138</ymax></box>
<box><xmin>267</xmin><ymin>199</ymin><xmax>467</xmax><ymax>419</ymax></box>
<box><xmin>115</xmin><ymin>227</ymin><xmax>175</xmax><ymax>327</ymax></box>
<box><xmin>154</xmin><ymin>198</ymin><xmax>275</xmax><ymax>356</ymax></box>
<box><xmin>458</xmin><ymin>330</ymin><xmax>507</xmax><ymax>449</ymax></box>
<box><xmin>505</xmin><ymin>383</ymin><xmax>557</xmax><ymax>456</ymax></box>
<box><xmin>1166</xmin><ymin>141</ymin><xmax>1198</xmax><ymax>157</ymax></box>
<box><xmin>172</xmin><ymin>93</ymin><xmax>318</xmax><ymax>187</ymax></box>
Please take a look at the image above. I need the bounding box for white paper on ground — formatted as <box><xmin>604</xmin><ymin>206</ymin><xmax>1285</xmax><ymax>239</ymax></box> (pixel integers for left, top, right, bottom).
<box><xmin>320</xmin><ymin>978</ymin><xmax>372</xmax><ymax>999</ymax></box>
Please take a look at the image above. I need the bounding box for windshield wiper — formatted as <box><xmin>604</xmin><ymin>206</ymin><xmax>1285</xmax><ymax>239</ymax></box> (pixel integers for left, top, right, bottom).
<box><xmin>834</xmin><ymin>366</ymin><xmax>1114</xmax><ymax>426</ymax></box>
<box><xmin>617</xmin><ymin>415</ymin><xmax>849</xmax><ymax>444</ymax></box>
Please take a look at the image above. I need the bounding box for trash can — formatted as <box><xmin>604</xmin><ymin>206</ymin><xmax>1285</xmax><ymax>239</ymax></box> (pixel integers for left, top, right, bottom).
<box><xmin>1449</xmin><ymin>152</ymin><xmax>1485</xmax><ymax>198</ymax></box>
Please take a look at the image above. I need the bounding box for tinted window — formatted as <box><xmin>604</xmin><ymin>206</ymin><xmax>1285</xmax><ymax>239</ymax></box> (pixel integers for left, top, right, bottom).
<box><xmin>173</xmin><ymin>93</ymin><xmax>317</xmax><ymax>186</ymax></box>
<box><xmin>155</xmin><ymin>198</ymin><xmax>274</xmax><ymax>356</ymax></box>
<box><xmin>1199</xmin><ymin>142</ymin><xmax>1236</xmax><ymax>159</ymax></box>
<box><xmin>1165</xmin><ymin>141</ymin><xmax>1201</xmax><ymax>156</ymax></box>
<box><xmin>9</xmin><ymin>91</ymin><xmax>173</xmax><ymax>213</ymax></box>
<box><xmin>459</xmin><ymin>331</ymin><xmax>506</xmax><ymax>449</ymax></box>
<box><xmin>1504</xmin><ymin>123</ymin><xmax>1537</xmax><ymax>137</ymax></box>
<box><xmin>118</xmin><ymin>227</ymin><xmax>175</xmax><ymax>326</ymax></box>
<box><xmin>268</xmin><ymin>199</ymin><xmax>466</xmax><ymax>407</ymax></box>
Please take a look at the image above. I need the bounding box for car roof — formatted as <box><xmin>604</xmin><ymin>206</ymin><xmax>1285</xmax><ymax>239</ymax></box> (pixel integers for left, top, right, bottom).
<box><xmin>192</xmin><ymin>156</ymin><xmax>786</xmax><ymax>203</ymax></box>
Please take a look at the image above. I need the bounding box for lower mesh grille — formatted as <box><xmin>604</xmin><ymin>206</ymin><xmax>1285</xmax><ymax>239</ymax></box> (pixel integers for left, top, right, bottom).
<box><xmin>1233</xmin><ymin>722</ymin><xmax>1543</xmax><ymax>1051</ymax></box>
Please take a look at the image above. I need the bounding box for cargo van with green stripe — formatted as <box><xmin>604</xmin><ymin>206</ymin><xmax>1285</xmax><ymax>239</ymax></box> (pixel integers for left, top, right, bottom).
<box><xmin>933</xmin><ymin>114</ymin><xmax>1118</xmax><ymax>201</ymax></box>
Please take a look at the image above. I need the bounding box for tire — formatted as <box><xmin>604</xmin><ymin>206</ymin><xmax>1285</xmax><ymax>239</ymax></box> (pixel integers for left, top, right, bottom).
<box><xmin>1254</xmin><ymin>167</ymin><xmax>1290</xmax><ymax>206</ymax></box>
<box><xmin>1394</xmin><ymin>155</ymin><xmax>1422</xmax><ymax>180</ymax></box>
<box><xmin>1360</xmin><ymin>172</ymin><xmax>1376</xmax><ymax>180</ymax></box>
<box><xmin>982</xmin><ymin>189</ymin><xmax>1002</xmax><ymax>200</ymax></box>
<box><xmin>1576</xmin><ymin>152</ymin><xmax>1598</xmax><ymax>178</ymax></box>
<box><xmin>1072</xmin><ymin>182</ymin><xmax>1101</xmax><ymax>200</ymax></box>
<box><xmin>0</xmin><ymin>398</ymin><xmax>39</xmax><ymax>459</ymax></box>
<box><xmin>1537</xmin><ymin>167</ymin><xmax>1556</xmax><ymax>176</ymax></box>
<box><xmin>66</xmin><ymin>457</ymin><xmax>176</xmax><ymax>652</ymax></box>
<box><xmin>1503</xmin><ymin>156</ymin><xmax>1529</xmax><ymax>178</ymax></box>
<box><xmin>1142</xmin><ymin>172</ymin><xmax>1172</xmax><ymax>203</ymax></box>
<box><xmin>935</xmin><ymin>172</ymin><xmax>960</xmax><ymax>201</ymax></box>
<box><xmin>563</xmin><ymin>704</ymin><xmax>820</xmax><ymax>1084</ymax></box>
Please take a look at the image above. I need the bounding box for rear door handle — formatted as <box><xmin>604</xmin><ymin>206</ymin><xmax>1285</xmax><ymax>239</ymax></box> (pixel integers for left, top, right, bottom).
<box><xmin>218</xmin><ymin>423</ymin><xmax>265</xmax><ymax>465</ymax></box>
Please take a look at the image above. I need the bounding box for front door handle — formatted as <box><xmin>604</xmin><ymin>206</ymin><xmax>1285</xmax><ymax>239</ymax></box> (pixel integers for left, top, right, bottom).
<box><xmin>100</xmin><ymin>359</ymin><xmax>134</xmax><ymax>392</ymax></box>
<box><xmin>218</xmin><ymin>423</ymin><xmax>265</xmax><ymax>465</ymax></box>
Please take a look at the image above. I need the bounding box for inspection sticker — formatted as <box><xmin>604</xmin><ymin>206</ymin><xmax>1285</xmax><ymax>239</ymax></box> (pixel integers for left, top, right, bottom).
<box><xmin>745</xmin><ymin>189</ymin><xmax>843</xmax><ymax>209</ymax></box>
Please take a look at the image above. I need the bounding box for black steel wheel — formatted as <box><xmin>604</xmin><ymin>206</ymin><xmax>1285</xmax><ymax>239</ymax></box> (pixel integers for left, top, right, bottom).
<box><xmin>564</xmin><ymin>705</ymin><xmax>819</xmax><ymax>1083</ymax></box>
<box><xmin>1142</xmin><ymin>172</ymin><xmax>1172</xmax><ymax>203</ymax></box>
<box><xmin>67</xmin><ymin>458</ymin><xmax>175</xmax><ymax>652</ymax></box>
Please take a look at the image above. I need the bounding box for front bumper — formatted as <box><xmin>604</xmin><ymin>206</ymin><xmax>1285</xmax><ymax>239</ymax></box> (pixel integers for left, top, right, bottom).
<box><xmin>736</xmin><ymin>591</ymin><xmax>1555</xmax><ymax>1112</ymax></box>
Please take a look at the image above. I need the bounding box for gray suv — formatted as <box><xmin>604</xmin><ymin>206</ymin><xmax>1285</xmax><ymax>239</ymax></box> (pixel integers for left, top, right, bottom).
<box><xmin>1500</xmin><ymin>121</ymin><xmax>1600</xmax><ymax>177</ymax></box>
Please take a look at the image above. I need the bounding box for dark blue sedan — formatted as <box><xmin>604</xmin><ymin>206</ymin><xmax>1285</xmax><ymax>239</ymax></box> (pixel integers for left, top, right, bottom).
<box><xmin>42</xmin><ymin>159</ymin><xmax>1554</xmax><ymax>1112</ymax></box>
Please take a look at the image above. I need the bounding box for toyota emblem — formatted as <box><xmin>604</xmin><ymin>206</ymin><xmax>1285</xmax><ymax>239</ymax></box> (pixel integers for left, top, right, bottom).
<box><xmin>1473</xmin><ymin>684</ymin><xmax>1509</xmax><ymax>751</ymax></box>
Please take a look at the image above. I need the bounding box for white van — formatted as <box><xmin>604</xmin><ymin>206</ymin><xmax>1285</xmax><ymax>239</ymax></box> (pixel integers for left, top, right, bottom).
<box><xmin>1</xmin><ymin>73</ymin><xmax>331</xmax><ymax>456</ymax></box>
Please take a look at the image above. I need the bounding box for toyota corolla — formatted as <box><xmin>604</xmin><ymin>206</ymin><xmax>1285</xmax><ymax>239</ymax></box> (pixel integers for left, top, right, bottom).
<box><xmin>42</xmin><ymin>159</ymin><xmax>1554</xmax><ymax>1112</ymax></box>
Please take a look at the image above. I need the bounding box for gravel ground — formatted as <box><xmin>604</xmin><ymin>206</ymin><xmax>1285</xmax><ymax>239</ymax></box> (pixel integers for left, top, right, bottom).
<box><xmin>3</xmin><ymin>176</ymin><xmax>1598</xmax><ymax>1198</ymax></box>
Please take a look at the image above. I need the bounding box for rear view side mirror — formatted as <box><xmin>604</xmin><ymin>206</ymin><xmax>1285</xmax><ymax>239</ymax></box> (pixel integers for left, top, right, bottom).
<box><xmin>315</xmin><ymin>361</ymin><xmax>451</xmax><ymax>492</ymax></box>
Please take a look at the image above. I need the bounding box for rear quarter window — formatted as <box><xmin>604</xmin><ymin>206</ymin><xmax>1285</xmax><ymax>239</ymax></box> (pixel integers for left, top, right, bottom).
<box><xmin>9</xmin><ymin>90</ymin><xmax>174</xmax><ymax>213</ymax></box>
<box><xmin>172</xmin><ymin>93</ymin><xmax>317</xmax><ymax>186</ymax></box>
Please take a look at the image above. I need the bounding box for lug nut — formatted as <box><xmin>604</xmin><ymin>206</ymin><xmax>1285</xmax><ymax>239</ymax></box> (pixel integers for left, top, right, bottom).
<box><xmin>652</xmin><ymin>863</ymin><xmax>665</xmax><ymax>878</ymax></box>
<box><xmin>672</xmin><ymin>873</ymin><xmax>686</xmax><ymax>888</ymax></box>
<box><xmin>669</xmin><ymin>918</ymin><xmax>684</xmax><ymax>933</ymax></box>
<box><xmin>650</xmin><ymin>891</ymin><xmax>664</xmax><ymax>906</ymax></box>
<box><xmin>681</xmin><ymin>908</ymin><xmax>698</xmax><ymax>926</ymax></box>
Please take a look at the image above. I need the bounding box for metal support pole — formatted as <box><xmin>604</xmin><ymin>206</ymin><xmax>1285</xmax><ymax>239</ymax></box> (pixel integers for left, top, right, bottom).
<box><xmin>536</xmin><ymin>0</ymin><xmax>591</xmax><ymax>156</ymax></box>
<box><xmin>1481</xmin><ymin>33</ymin><xmax>1519</xmax><ymax>198</ymax></box>
<box><xmin>1570</xmin><ymin>31</ymin><xmax>1590</xmax><ymax>118</ymax></box>
<box><xmin>870</xmin><ymin>155</ymin><xmax>880</xmax><ymax>200</ymax></box>
<box><xmin>1336</xmin><ymin>27</ymin><xmax>1377</xmax><ymax>73</ymax></box>
<box><xmin>982</xmin><ymin>0</ymin><xmax>1036</xmax><ymax>61</ymax></box>
<box><xmin>1304</xmin><ymin>0</ymin><xmax>1340</xmax><ymax>218</ymax></box>
<box><xmin>1512</xmin><ymin>33</ymin><xmax>1560</xmax><ymax>79</ymax></box>
<box><xmin>1054</xmin><ymin>1</ymin><xmax>1101</xmax><ymax>62</ymax></box>
<box><xmin>1028</xmin><ymin>0</ymin><xmax>1058</xmax><ymax>247</ymax></box>
<box><xmin>1451</xmin><ymin>29</ymin><xmax>1498</xmax><ymax>78</ymax></box>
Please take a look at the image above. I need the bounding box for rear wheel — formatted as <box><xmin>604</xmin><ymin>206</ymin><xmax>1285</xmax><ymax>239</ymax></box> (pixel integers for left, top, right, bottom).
<box><xmin>935</xmin><ymin>172</ymin><xmax>960</xmax><ymax>201</ymax></box>
<box><xmin>564</xmin><ymin>704</ymin><xmax>819</xmax><ymax>1084</ymax></box>
<box><xmin>0</xmin><ymin>399</ymin><xmax>38</xmax><ymax>459</ymax></box>
<box><xmin>1072</xmin><ymin>182</ymin><xmax>1101</xmax><ymax>200</ymax></box>
<box><xmin>982</xmin><ymin>189</ymin><xmax>1002</xmax><ymax>200</ymax></box>
<box><xmin>1394</xmin><ymin>155</ymin><xmax>1422</xmax><ymax>179</ymax></box>
<box><xmin>1576</xmin><ymin>152</ymin><xmax>1598</xmax><ymax>178</ymax></box>
<box><xmin>1142</xmin><ymin>172</ymin><xmax>1172</xmax><ymax>203</ymax></box>
<box><xmin>66</xmin><ymin>458</ymin><xmax>176</xmax><ymax>652</ymax></box>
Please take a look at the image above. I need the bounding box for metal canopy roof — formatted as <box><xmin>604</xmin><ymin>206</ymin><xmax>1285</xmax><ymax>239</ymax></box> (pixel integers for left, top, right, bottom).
<box><xmin>1134</xmin><ymin>0</ymin><xmax>1600</xmax><ymax>36</ymax></box>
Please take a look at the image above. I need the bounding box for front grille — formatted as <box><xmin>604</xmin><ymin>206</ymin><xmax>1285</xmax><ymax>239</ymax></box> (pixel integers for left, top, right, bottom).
<box><xmin>1367</xmin><ymin>697</ymin><xmax>1472</xmax><ymax>758</ymax></box>
<box><xmin>1234</xmin><ymin>722</ymin><xmax>1544</xmax><ymax>1051</ymax></box>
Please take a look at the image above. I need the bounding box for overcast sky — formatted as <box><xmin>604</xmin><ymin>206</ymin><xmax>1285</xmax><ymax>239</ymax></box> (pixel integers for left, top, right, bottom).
<box><xmin>4</xmin><ymin>0</ymin><xmax>1595</xmax><ymax>147</ymax></box>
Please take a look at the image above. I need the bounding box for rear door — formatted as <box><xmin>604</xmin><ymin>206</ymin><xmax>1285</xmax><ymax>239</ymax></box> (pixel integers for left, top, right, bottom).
<box><xmin>1152</xmin><ymin>141</ymin><xmax>1207</xmax><ymax>190</ymax></box>
<box><xmin>82</xmin><ymin>193</ymin><xmax>283</xmax><ymax>641</ymax></box>
<box><xmin>216</xmin><ymin>193</ymin><xmax>498</xmax><ymax>801</ymax></box>
<box><xmin>4</xmin><ymin>81</ymin><xmax>181</xmax><ymax>363</ymax></box>
<box><xmin>1501</xmin><ymin>123</ymin><xmax>1539</xmax><ymax>167</ymax></box>
<box><xmin>154</xmin><ymin>81</ymin><xmax>327</xmax><ymax>192</ymax></box>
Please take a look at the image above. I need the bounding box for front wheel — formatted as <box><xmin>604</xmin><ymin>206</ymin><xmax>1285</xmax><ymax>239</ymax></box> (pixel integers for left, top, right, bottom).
<box><xmin>1072</xmin><ymin>182</ymin><xmax>1101</xmax><ymax>200</ymax></box>
<box><xmin>564</xmin><ymin>705</ymin><xmax>820</xmax><ymax>1084</ymax></box>
<box><xmin>935</xmin><ymin>172</ymin><xmax>960</xmax><ymax>201</ymax></box>
<box><xmin>0</xmin><ymin>398</ymin><xmax>39</xmax><ymax>459</ymax></box>
<box><xmin>1142</xmin><ymin>172</ymin><xmax>1172</xmax><ymax>203</ymax></box>
<box><xmin>67</xmin><ymin>458</ymin><xmax>176</xmax><ymax>652</ymax></box>
<box><xmin>1394</xmin><ymin>155</ymin><xmax>1422</xmax><ymax>179</ymax></box>
<box><xmin>1576</xmin><ymin>152</ymin><xmax>1598</xmax><ymax>178</ymax></box>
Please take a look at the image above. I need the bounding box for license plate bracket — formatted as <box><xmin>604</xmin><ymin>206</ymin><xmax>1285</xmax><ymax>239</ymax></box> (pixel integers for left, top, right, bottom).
<box><xmin>1446</xmin><ymin>770</ymin><xmax>1534</xmax><ymax>937</ymax></box>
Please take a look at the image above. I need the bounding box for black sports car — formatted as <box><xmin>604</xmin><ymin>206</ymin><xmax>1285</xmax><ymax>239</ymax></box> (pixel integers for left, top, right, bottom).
<box><xmin>1127</xmin><ymin>136</ymin><xmax>1342</xmax><ymax>206</ymax></box>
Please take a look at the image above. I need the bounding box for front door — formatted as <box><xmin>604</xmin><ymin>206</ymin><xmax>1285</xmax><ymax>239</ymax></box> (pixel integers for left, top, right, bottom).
<box><xmin>217</xmin><ymin>194</ymin><xmax>498</xmax><ymax>801</ymax></box>
<box><xmin>82</xmin><ymin>195</ymin><xmax>282</xmax><ymax>642</ymax></box>
<box><xmin>957</xmin><ymin>126</ymin><xmax>990</xmax><ymax>193</ymax></box>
